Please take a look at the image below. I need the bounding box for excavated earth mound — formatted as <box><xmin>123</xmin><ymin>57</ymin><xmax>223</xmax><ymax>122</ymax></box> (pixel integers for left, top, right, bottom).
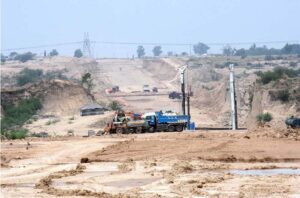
<box><xmin>1</xmin><ymin>79</ymin><xmax>94</xmax><ymax>116</ymax></box>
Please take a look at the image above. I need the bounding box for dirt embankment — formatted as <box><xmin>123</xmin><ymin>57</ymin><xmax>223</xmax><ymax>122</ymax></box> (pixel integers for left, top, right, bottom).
<box><xmin>86</xmin><ymin>132</ymin><xmax>300</xmax><ymax>163</ymax></box>
<box><xmin>1</xmin><ymin>79</ymin><xmax>94</xmax><ymax>116</ymax></box>
<box><xmin>247</xmin><ymin>77</ymin><xmax>300</xmax><ymax>137</ymax></box>
<box><xmin>142</xmin><ymin>59</ymin><xmax>177</xmax><ymax>82</ymax></box>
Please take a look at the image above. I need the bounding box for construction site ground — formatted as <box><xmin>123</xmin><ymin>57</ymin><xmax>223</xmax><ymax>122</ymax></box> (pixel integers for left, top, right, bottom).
<box><xmin>1</xmin><ymin>131</ymin><xmax>300</xmax><ymax>197</ymax></box>
<box><xmin>1</xmin><ymin>56</ymin><xmax>300</xmax><ymax>197</ymax></box>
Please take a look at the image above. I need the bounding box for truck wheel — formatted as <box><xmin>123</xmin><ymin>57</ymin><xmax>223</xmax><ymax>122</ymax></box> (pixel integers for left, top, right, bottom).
<box><xmin>127</xmin><ymin>128</ymin><xmax>134</xmax><ymax>134</ymax></box>
<box><xmin>148</xmin><ymin>127</ymin><xmax>155</xmax><ymax>133</ymax></box>
<box><xmin>135</xmin><ymin>127</ymin><xmax>142</xmax><ymax>134</ymax></box>
<box><xmin>167</xmin><ymin>125</ymin><xmax>175</xmax><ymax>132</ymax></box>
<box><xmin>176</xmin><ymin>125</ymin><xmax>183</xmax><ymax>132</ymax></box>
<box><xmin>116</xmin><ymin>127</ymin><xmax>123</xmax><ymax>134</ymax></box>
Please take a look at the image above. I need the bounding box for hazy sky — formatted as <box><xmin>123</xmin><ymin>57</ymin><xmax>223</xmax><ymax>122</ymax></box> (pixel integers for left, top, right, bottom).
<box><xmin>1</xmin><ymin>0</ymin><xmax>300</xmax><ymax>57</ymax></box>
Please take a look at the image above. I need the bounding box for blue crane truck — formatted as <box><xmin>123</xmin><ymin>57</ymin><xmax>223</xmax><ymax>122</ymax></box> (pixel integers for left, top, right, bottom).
<box><xmin>144</xmin><ymin>111</ymin><xmax>189</xmax><ymax>132</ymax></box>
<box><xmin>104</xmin><ymin>111</ymin><xmax>189</xmax><ymax>134</ymax></box>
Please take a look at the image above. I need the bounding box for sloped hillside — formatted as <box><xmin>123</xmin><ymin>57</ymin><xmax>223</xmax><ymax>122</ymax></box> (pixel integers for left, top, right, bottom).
<box><xmin>1</xmin><ymin>80</ymin><xmax>94</xmax><ymax>116</ymax></box>
<box><xmin>248</xmin><ymin>77</ymin><xmax>300</xmax><ymax>131</ymax></box>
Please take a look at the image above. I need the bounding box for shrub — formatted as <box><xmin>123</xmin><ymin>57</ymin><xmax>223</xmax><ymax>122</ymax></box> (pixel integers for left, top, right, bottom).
<box><xmin>15</xmin><ymin>52</ymin><xmax>36</xmax><ymax>62</ymax></box>
<box><xmin>256</xmin><ymin>67</ymin><xmax>300</xmax><ymax>84</ymax></box>
<box><xmin>109</xmin><ymin>101</ymin><xmax>122</xmax><ymax>111</ymax></box>
<box><xmin>17</xmin><ymin>68</ymin><xmax>43</xmax><ymax>86</ymax></box>
<box><xmin>265</xmin><ymin>55</ymin><xmax>275</xmax><ymax>61</ymax></box>
<box><xmin>277</xmin><ymin>90</ymin><xmax>290</xmax><ymax>102</ymax></box>
<box><xmin>1</xmin><ymin>98</ymin><xmax>42</xmax><ymax>132</ymax></box>
<box><xmin>6</xmin><ymin>128</ymin><xmax>28</xmax><ymax>140</ymax></box>
<box><xmin>289</xmin><ymin>62</ymin><xmax>297</xmax><ymax>67</ymax></box>
<box><xmin>215</xmin><ymin>64</ymin><xmax>226</xmax><ymax>69</ymax></box>
<box><xmin>45</xmin><ymin>119</ymin><xmax>60</xmax><ymax>125</ymax></box>
<box><xmin>269</xmin><ymin>90</ymin><xmax>290</xmax><ymax>102</ymax></box>
<box><xmin>44</xmin><ymin>70</ymin><xmax>67</xmax><ymax>80</ymax></box>
<box><xmin>256</xmin><ymin>112</ymin><xmax>273</xmax><ymax>123</ymax></box>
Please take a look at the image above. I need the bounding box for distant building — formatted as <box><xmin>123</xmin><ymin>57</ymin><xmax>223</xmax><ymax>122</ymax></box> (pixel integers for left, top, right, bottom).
<box><xmin>80</xmin><ymin>103</ymin><xmax>106</xmax><ymax>116</ymax></box>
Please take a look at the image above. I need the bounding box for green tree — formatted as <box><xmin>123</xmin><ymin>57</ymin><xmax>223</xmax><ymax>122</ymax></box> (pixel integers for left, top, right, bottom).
<box><xmin>137</xmin><ymin>45</ymin><xmax>145</xmax><ymax>58</ymax></box>
<box><xmin>15</xmin><ymin>52</ymin><xmax>36</xmax><ymax>62</ymax></box>
<box><xmin>109</xmin><ymin>100</ymin><xmax>122</xmax><ymax>111</ymax></box>
<box><xmin>16</xmin><ymin>68</ymin><xmax>43</xmax><ymax>86</ymax></box>
<box><xmin>167</xmin><ymin>51</ymin><xmax>173</xmax><ymax>56</ymax></box>
<box><xmin>1</xmin><ymin>97</ymin><xmax>42</xmax><ymax>132</ymax></box>
<box><xmin>152</xmin><ymin>46</ymin><xmax>162</xmax><ymax>56</ymax></box>
<box><xmin>49</xmin><ymin>49</ymin><xmax>59</xmax><ymax>56</ymax></box>
<box><xmin>235</xmin><ymin>48</ymin><xmax>247</xmax><ymax>58</ymax></box>
<box><xmin>281</xmin><ymin>43</ymin><xmax>300</xmax><ymax>54</ymax></box>
<box><xmin>1</xmin><ymin>53</ymin><xmax>6</xmax><ymax>63</ymax></box>
<box><xmin>81</xmin><ymin>72</ymin><xmax>94</xmax><ymax>92</ymax></box>
<box><xmin>193</xmin><ymin>42</ymin><xmax>209</xmax><ymax>55</ymax></box>
<box><xmin>74</xmin><ymin>49</ymin><xmax>83</xmax><ymax>58</ymax></box>
<box><xmin>9</xmin><ymin>52</ymin><xmax>18</xmax><ymax>59</ymax></box>
<box><xmin>223</xmin><ymin>45</ymin><xmax>235</xmax><ymax>56</ymax></box>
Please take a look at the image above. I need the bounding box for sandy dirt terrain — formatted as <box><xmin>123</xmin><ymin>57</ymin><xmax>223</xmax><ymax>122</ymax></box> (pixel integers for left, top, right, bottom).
<box><xmin>24</xmin><ymin>112</ymin><xmax>114</xmax><ymax>136</ymax></box>
<box><xmin>1</xmin><ymin>137</ymin><xmax>123</xmax><ymax>197</ymax></box>
<box><xmin>1</xmin><ymin>132</ymin><xmax>300</xmax><ymax>197</ymax></box>
<box><xmin>1</xmin><ymin>56</ymin><xmax>300</xmax><ymax>197</ymax></box>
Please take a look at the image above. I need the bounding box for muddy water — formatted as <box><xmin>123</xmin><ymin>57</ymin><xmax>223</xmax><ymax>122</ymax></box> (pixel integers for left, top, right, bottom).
<box><xmin>230</xmin><ymin>168</ymin><xmax>300</xmax><ymax>176</ymax></box>
<box><xmin>102</xmin><ymin>178</ymin><xmax>161</xmax><ymax>188</ymax></box>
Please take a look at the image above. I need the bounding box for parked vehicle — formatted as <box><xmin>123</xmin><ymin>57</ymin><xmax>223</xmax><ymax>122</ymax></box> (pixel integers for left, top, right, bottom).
<box><xmin>105</xmin><ymin>85</ymin><xmax>119</xmax><ymax>94</ymax></box>
<box><xmin>285</xmin><ymin>116</ymin><xmax>300</xmax><ymax>128</ymax></box>
<box><xmin>152</xmin><ymin>87</ymin><xmax>158</xmax><ymax>92</ymax></box>
<box><xmin>143</xmin><ymin>85</ymin><xmax>151</xmax><ymax>92</ymax></box>
<box><xmin>169</xmin><ymin>91</ymin><xmax>181</xmax><ymax>99</ymax></box>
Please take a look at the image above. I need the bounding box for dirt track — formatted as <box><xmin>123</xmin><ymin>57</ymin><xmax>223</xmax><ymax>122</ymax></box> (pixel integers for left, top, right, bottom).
<box><xmin>1</xmin><ymin>131</ymin><xmax>300</xmax><ymax>197</ymax></box>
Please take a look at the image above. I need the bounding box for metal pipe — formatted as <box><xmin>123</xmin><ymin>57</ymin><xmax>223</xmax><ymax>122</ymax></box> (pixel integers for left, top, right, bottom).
<box><xmin>229</xmin><ymin>64</ymin><xmax>237</xmax><ymax>130</ymax></box>
<box><xmin>181</xmin><ymin>82</ymin><xmax>186</xmax><ymax>115</ymax></box>
<box><xmin>179</xmin><ymin>65</ymin><xmax>187</xmax><ymax>115</ymax></box>
<box><xmin>187</xmin><ymin>94</ymin><xmax>190</xmax><ymax>129</ymax></box>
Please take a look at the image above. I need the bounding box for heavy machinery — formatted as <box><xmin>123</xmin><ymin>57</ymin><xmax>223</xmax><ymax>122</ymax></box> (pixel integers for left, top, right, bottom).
<box><xmin>143</xmin><ymin>111</ymin><xmax>189</xmax><ymax>132</ymax></box>
<box><xmin>285</xmin><ymin>116</ymin><xmax>300</xmax><ymax>129</ymax></box>
<box><xmin>104</xmin><ymin>111</ymin><xmax>147</xmax><ymax>134</ymax></box>
<box><xmin>104</xmin><ymin>110</ymin><xmax>189</xmax><ymax>134</ymax></box>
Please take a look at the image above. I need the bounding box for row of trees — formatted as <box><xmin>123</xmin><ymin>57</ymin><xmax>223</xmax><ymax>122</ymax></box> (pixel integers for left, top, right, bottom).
<box><xmin>1</xmin><ymin>48</ymin><xmax>84</xmax><ymax>63</ymax></box>
<box><xmin>136</xmin><ymin>42</ymin><xmax>210</xmax><ymax>58</ymax></box>
<box><xmin>2</xmin><ymin>43</ymin><xmax>299</xmax><ymax>62</ymax></box>
<box><xmin>223</xmin><ymin>43</ymin><xmax>300</xmax><ymax>57</ymax></box>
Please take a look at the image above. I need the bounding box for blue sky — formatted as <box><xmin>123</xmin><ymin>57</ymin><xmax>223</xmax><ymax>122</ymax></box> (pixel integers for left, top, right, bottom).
<box><xmin>1</xmin><ymin>0</ymin><xmax>300</xmax><ymax>57</ymax></box>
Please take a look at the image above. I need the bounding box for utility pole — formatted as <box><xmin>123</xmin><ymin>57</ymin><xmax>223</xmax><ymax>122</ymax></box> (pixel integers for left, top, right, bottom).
<box><xmin>187</xmin><ymin>91</ymin><xmax>191</xmax><ymax>128</ymax></box>
<box><xmin>179</xmin><ymin>65</ymin><xmax>187</xmax><ymax>115</ymax></box>
<box><xmin>83</xmin><ymin>32</ymin><xmax>92</xmax><ymax>57</ymax></box>
<box><xmin>229</xmin><ymin>64</ymin><xmax>238</xmax><ymax>130</ymax></box>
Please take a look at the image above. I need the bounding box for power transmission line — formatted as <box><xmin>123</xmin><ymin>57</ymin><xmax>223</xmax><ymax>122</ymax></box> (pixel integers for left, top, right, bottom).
<box><xmin>1</xmin><ymin>40</ymin><xmax>299</xmax><ymax>52</ymax></box>
<box><xmin>82</xmin><ymin>32</ymin><xmax>92</xmax><ymax>57</ymax></box>
<box><xmin>1</xmin><ymin>41</ymin><xmax>83</xmax><ymax>52</ymax></box>
<box><xmin>92</xmin><ymin>40</ymin><xmax>300</xmax><ymax>46</ymax></box>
